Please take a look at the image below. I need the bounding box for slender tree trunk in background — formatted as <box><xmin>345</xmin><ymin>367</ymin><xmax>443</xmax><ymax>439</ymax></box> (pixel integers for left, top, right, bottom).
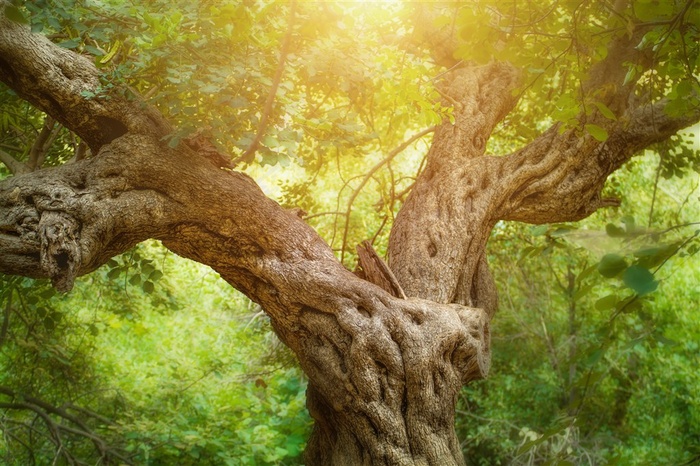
<box><xmin>566</xmin><ymin>268</ymin><xmax>579</xmax><ymax>414</ymax></box>
<box><xmin>0</xmin><ymin>3</ymin><xmax>699</xmax><ymax>464</ymax></box>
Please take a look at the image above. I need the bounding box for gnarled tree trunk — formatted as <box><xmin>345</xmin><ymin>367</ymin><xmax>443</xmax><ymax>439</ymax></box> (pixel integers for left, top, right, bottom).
<box><xmin>0</xmin><ymin>2</ymin><xmax>698</xmax><ymax>464</ymax></box>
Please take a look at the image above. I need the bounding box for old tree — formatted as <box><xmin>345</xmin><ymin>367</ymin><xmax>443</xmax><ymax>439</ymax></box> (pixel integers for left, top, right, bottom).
<box><xmin>0</xmin><ymin>0</ymin><xmax>699</xmax><ymax>464</ymax></box>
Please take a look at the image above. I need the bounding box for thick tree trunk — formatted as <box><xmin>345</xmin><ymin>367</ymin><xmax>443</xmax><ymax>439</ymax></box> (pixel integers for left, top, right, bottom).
<box><xmin>1</xmin><ymin>3</ymin><xmax>699</xmax><ymax>464</ymax></box>
<box><xmin>0</xmin><ymin>132</ymin><xmax>491</xmax><ymax>465</ymax></box>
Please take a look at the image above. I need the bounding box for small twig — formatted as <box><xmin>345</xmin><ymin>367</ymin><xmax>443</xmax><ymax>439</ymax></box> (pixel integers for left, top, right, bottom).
<box><xmin>0</xmin><ymin>289</ymin><xmax>11</xmax><ymax>349</ymax></box>
<box><xmin>648</xmin><ymin>148</ymin><xmax>664</xmax><ymax>227</ymax></box>
<box><xmin>339</xmin><ymin>125</ymin><xmax>437</xmax><ymax>264</ymax></box>
<box><xmin>143</xmin><ymin>84</ymin><xmax>161</xmax><ymax>100</ymax></box>
<box><xmin>370</xmin><ymin>215</ymin><xmax>389</xmax><ymax>246</ymax></box>
<box><xmin>0</xmin><ymin>143</ymin><xmax>22</xmax><ymax>152</ymax></box>
<box><xmin>178</xmin><ymin>365</ymin><xmax>222</xmax><ymax>394</ymax></box>
<box><xmin>0</xmin><ymin>388</ymin><xmax>131</xmax><ymax>464</ymax></box>
<box><xmin>28</xmin><ymin>116</ymin><xmax>58</xmax><ymax>171</ymax></box>
<box><xmin>233</xmin><ymin>1</ymin><xmax>296</xmax><ymax>166</ymax></box>
<box><xmin>63</xmin><ymin>403</ymin><xmax>115</xmax><ymax>426</ymax></box>
<box><xmin>303</xmin><ymin>211</ymin><xmax>345</xmax><ymax>220</ymax></box>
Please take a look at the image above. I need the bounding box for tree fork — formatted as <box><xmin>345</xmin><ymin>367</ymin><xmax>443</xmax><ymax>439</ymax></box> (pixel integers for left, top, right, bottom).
<box><xmin>0</xmin><ymin>14</ymin><xmax>493</xmax><ymax>462</ymax></box>
<box><xmin>0</xmin><ymin>132</ymin><xmax>491</xmax><ymax>464</ymax></box>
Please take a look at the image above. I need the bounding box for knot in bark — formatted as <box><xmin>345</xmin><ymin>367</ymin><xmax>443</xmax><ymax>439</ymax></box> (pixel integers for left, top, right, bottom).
<box><xmin>38</xmin><ymin>211</ymin><xmax>81</xmax><ymax>292</ymax></box>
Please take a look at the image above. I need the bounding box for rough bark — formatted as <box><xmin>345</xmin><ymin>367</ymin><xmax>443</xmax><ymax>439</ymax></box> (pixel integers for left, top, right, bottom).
<box><xmin>1</xmin><ymin>2</ymin><xmax>699</xmax><ymax>465</ymax></box>
<box><xmin>388</xmin><ymin>63</ymin><xmax>521</xmax><ymax>314</ymax></box>
<box><xmin>388</xmin><ymin>20</ymin><xmax>700</xmax><ymax>316</ymax></box>
<box><xmin>0</xmin><ymin>6</ymin><xmax>489</xmax><ymax>464</ymax></box>
<box><xmin>0</xmin><ymin>9</ymin><xmax>171</xmax><ymax>154</ymax></box>
<box><xmin>0</xmin><ymin>133</ymin><xmax>491</xmax><ymax>465</ymax></box>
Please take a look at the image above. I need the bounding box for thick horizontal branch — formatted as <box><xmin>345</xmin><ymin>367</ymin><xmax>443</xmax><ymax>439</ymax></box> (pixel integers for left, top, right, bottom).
<box><xmin>498</xmin><ymin>98</ymin><xmax>700</xmax><ymax>224</ymax></box>
<box><xmin>0</xmin><ymin>136</ymin><xmax>185</xmax><ymax>289</ymax></box>
<box><xmin>0</xmin><ymin>130</ymin><xmax>491</xmax><ymax>463</ymax></box>
<box><xmin>27</xmin><ymin>115</ymin><xmax>59</xmax><ymax>171</ymax></box>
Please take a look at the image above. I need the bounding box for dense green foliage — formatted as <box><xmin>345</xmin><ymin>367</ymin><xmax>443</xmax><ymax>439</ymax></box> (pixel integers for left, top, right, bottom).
<box><xmin>1</xmin><ymin>0</ymin><xmax>699</xmax><ymax>464</ymax></box>
<box><xmin>0</xmin><ymin>243</ymin><xmax>311</xmax><ymax>465</ymax></box>
<box><xmin>461</xmin><ymin>152</ymin><xmax>700</xmax><ymax>465</ymax></box>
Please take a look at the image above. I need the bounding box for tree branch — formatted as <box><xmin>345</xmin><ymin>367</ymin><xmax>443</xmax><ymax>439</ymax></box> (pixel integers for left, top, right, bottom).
<box><xmin>474</xmin><ymin>2</ymin><xmax>700</xmax><ymax>226</ymax></box>
<box><xmin>389</xmin><ymin>63</ymin><xmax>521</xmax><ymax>311</ymax></box>
<box><xmin>0</xmin><ymin>3</ymin><xmax>171</xmax><ymax>154</ymax></box>
<box><xmin>340</xmin><ymin>125</ymin><xmax>437</xmax><ymax>264</ymax></box>
<box><xmin>498</xmin><ymin>97</ymin><xmax>700</xmax><ymax>224</ymax></box>
<box><xmin>233</xmin><ymin>1</ymin><xmax>296</xmax><ymax>166</ymax></box>
<box><xmin>27</xmin><ymin>115</ymin><xmax>59</xmax><ymax>171</ymax></box>
<box><xmin>0</xmin><ymin>148</ymin><xmax>28</xmax><ymax>175</ymax></box>
<box><xmin>0</xmin><ymin>287</ymin><xmax>11</xmax><ymax>349</ymax></box>
<box><xmin>0</xmin><ymin>386</ymin><xmax>131</xmax><ymax>465</ymax></box>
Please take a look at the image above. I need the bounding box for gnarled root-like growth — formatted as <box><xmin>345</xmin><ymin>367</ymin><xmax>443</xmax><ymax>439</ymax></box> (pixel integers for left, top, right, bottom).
<box><xmin>299</xmin><ymin>295</ymin><xmax>489</xmax><ymax>466</ymax></box>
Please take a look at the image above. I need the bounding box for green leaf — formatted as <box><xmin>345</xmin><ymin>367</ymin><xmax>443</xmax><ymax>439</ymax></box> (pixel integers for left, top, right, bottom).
<box><xmin>574</xmin><ymin>283</ymin><xmax>594</xmax><ymax>300</ymax></box>
<box><xmin>142</xmin><ymin>281</ymin><xmax>155</xmax><ymax>294</ymax></box>
<box><xmin>598</xmin><ymin>254</ymin><xmax>627</xmax><ymax>278</ymax></box>
<box><xmin>593</xmin><ymin>102</ymin><xmax>617</xmax><ymax>121</ymax></box>
<box><xmin>531</xmin><ymin>224</ymin><xmax>549</xmax><ymax>236</ymax></box>
<box><xmin>550</xmin><ymin>226</ymin><xmax>576</xmax><ymax>237</ymax></box>
<box><xmin>88</xmin><ymin>323</ymin><xmax>100</xmax><ymax>336</ymax></box>
<box><xmin>141</xmin><ymin>263</ymin><xmax>155</xmax><ymax>275</ymax></box>
<box><xmin>585</xmin><ymin>348</ymin><xmax>606</xmax><ymax>366</ymax></box>
<box><xmin>263</xmin><ymin>135</ymin><xmax>279</xmax><ymax>148</ymax></box>
<box><xmin>552</xmin><ymin>95</ymin><xmax>580</xmax><ymax>123</ymax></box>
<box><xmin>107</xmin><ymin>267</ymin><xmax>123</xmax><ymax>280</ymax></box>
<box><xmin>634</xmin><ymin>244</ymin><xmax>675</xmax><ymax>268</ymax></box>
<box><xmin>167</xmin><ymin>135</ymin><xmax>181</xmax><ymax>149</ymax></box>
<box><xmin>58</xmin><ymin>39</ymin><xmax>81</xmax><ymax>50</ymax></box>
<box><xmin>585</xmin><ymin>124</ymin><xmax>609</xmax><ymax>142</ymax></box>
<box><xmin>595</xmin><ymin>294</ymin><xmax>619</xmax><ymax>310</ymax></box>
<box><xmin>623</xmin><ymin>265</ymin><xmax>658</xmax><ymax>295</ymax></box>
<box><xmin>36</xmin><ymin>307</ymin><xmax>48</xmax><ymax>319</ymax></box>
<box><xmin>576</xmin><ymin>264</ymin><xmax>598</xmax><ymax>283</ymax></box>
<box><xmin>84</xmin><ymin>45</ymin><xmax>105</xmax><ymax>57</ymax></box>
<box><xmin>605</xmin><ymin>223</ymin><xmax>626</xmax><ymax>237</ymax></box>
<box><xmin>4</xmin><ymin>5</ymin><xmax>28</xmax><ymax>24</ymax></box>
<box><xmin>615</xmin><ymin>295</ymin><xmax>641</xmax><ymax>313</ymax></box>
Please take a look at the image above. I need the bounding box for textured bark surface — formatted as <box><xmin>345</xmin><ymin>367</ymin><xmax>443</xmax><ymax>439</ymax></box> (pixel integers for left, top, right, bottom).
<box><xmin>1</xmin><ymin>2</ymin><xmax>699</xmax><ymax>464</ymax></box>
<box><xmin>0</xmin><ymin>133</ymin><xmax>491</xmax><ymax>465</ymax></box>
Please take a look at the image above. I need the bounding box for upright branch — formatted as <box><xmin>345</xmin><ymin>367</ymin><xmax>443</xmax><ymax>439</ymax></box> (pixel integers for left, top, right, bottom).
<box><xmin>389</xmin><ymin>62</ymin><xmax>521</xmax><ymax>313</ymax></box>
<box><xmin>27</xmin><ymin>115</ymin><xmax>59</xmax><ymax>172</ymax></box>
<box><xmin>389</xmin><ymin>4</ymin><xmax>700</xmax><ymax>316</ymax></box>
